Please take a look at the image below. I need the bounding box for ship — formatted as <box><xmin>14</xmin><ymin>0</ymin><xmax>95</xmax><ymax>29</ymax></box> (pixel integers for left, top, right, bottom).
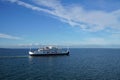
<box><xmin>29</xmin><ymin>46</ymin><xmax>69</xmax><ymax>56</ymax></box>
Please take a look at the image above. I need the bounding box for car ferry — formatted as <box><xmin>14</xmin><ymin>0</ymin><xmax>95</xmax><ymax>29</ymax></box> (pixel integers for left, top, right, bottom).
<box><xmin>29</xmin><ymin>46</ymin><xmax>69</xmax><ymax>56</ymax></box>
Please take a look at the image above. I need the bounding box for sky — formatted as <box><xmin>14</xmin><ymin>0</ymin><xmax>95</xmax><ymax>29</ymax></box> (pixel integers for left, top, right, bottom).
<box><xmin>0</xmin><ymin>0</ymin><xmax>120</xmax><ymax>48</ymax></box>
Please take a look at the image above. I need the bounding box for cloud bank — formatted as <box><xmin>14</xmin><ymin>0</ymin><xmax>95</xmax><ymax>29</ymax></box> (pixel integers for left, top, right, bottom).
<box><xmin>0</xmin><ymin>33</ymin><xmax>21</xmax><ymax>40</ymax></box>
<box><xmin>6</xmin><ymin>0</ymin><xmax>120</xmax><ymax>32</ymax></box>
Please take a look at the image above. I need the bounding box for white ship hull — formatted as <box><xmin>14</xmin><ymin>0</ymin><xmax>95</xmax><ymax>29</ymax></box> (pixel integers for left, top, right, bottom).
<box><xmin>29</xmin><ymin>51</ymin><xmax>69</xmax><ymax>56</ymax></box>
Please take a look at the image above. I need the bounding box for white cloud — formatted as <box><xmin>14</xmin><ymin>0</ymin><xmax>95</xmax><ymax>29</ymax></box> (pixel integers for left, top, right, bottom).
<box><xmin>17</xmin><ymin>43</ymin><xmax>41</xmax><ymax>46</ymax></box>
<box><xmin>85</xmin><ymin>36</ymin><xmax>120</xmax><ymax>45</ymax></box>
<box><xmin>6</xmin><ymin>0</ymin><xmax>120</xmax><ymax>32</ymax></box>
<box><xmin>7</xmin><ymin>0</ymin><xmax>54</xmax><ymax>15</ymax></box>
<box><xmin>84</xmin><ymin>38</ymin><xmax>107</xmax><ymax>45</ymax></box>
<box><xmin>33</xmin><ymin>0</ymin><xmax>120</xmax><ymax>32</ymax></box>
<box><xmin>0</xmin><ymin>33</ymin><xmax>22</xmax><ymax>40</ymax></box>
<box><xmin>61</xmin><ymin>36</ymin><xmax>120</xmax><ymax>45</ymax></box>
<box><xmin>110</xmin><ymin>33</ymin><xmax>120</xmax><ymax>38</ymax></box>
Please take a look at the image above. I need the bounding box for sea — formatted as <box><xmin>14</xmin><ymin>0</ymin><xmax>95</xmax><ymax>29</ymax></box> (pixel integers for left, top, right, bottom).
<box><xmin>0</xmin><ymin>48</ymin><xmax>120</xmax><ymax>80</ymax></box>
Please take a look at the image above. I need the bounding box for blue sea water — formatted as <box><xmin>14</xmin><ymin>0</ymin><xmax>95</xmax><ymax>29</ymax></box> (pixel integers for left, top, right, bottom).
<box><xmin>0</xmin><ymin>48</ymin><xmax>120</xmax><ymax>80</ymax></box>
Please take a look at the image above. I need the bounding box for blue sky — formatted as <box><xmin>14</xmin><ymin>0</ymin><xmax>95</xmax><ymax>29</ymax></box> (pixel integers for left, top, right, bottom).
<box><xmin>0</xmin><ymin>0</ymin><xmax>120</xmax><ymax>48</ymax></box>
